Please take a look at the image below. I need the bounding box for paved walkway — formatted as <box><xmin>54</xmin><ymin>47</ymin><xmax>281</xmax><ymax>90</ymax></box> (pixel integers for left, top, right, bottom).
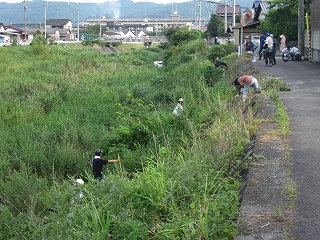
<box><xmin>258</xmin><ymin>57</ymin><xmax>320</xmax><ymax>239</ymax></box>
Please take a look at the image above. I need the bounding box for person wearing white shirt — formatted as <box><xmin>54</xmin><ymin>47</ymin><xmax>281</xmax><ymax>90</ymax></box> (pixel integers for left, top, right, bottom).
<box><xmin>173</xmin><ymin>98</ymin><xmax>184</xmax><ymax>116</ymax></box>
<box><xmin>252</xmin><ymin>36</ymin><xmax>260</xmax><ymax>62</ymax></box>
<box><xmin>264</xmin><ymin>32</ymin><xmax>274</xmax><ymax>67</ymax></box>
<box><xmin>290</xmin><ymin>46</ymin><xmax>300</xmax><ymax>60</ymax></box>
<box><xmin>215</xmin><ymin>37</ymin><xmax>222</xmax><ymax>44</ymax></box>
<box><xmin>281</xmin><ymin>46</ymin><xmax>291</xmax><ymax>61</ymax></box>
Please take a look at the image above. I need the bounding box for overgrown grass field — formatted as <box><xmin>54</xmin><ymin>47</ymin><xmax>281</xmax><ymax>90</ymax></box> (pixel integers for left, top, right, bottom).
<box><xmin>0</xmin><ymin>39</ymin><xmax>264</xmax><ymax>239</ymax></box>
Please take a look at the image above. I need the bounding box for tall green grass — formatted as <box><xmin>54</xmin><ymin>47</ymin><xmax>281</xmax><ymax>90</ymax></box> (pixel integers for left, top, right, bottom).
<box><xmin>0</xmin><ymin>42</ymin><xmax>256</xmax><ymax>239</ymax></box>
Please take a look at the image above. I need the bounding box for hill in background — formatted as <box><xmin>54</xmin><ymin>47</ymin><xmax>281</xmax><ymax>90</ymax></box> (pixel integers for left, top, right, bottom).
<box><xmin>0</xmin><ymin>0</ymin><xmax>253</xmax><ymax>26</ymax></box>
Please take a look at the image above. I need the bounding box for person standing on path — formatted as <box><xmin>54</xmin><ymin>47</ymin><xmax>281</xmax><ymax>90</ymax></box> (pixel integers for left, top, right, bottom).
<box><xmin>252</xmin><ymin>35</ymin><xmax>260</xmax><ymax>63</ymax></box>
<box><xmin>271</xmin><ymin>34</ymin><xmax>278</xmax><ymax>65</ymax></box>
<box><xmin>264</xmin><ymin>32</ymin><xmax>273</xmax><ymax>67</ymax></box>
<box><xmin>92</xmin><ymin>148</ymin><xmax>121</xmax><ymax>182</ymax></box>
<box><xmin>259</xmin><ymin>32</ymin><xmax>266</xmax><ymax>60</ymax></box>
<box><xmin>279</xmin><ymin>34</ymin><xmax>286</xmax><ymax>52</ymax></box>
<box><xmin>244</xmin><ymin>36</ymin><xmax>253</xmax><ymax>52</ymax></box>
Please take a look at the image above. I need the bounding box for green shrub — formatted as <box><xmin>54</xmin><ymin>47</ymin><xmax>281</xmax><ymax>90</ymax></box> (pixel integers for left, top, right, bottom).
<box><xmin>207</xmin><ymin>42</ymin><xmax>238</xmax><ymax>63</ymax></box>
<box><xmin>0</xmin><ymin>41</ymin><xmax>268</xmax><ymax>239</ymax></box>
<box><xmin>1</xmin><ymin>164</ymin><xmax>49</xmax><ymax>215</ymax></box>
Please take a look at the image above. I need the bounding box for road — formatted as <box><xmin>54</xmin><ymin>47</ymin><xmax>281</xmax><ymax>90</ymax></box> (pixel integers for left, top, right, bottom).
<box><xmin>257</xmin><ymin>57</ymin><xmax>320</xmax><ymax>239</ymax></box>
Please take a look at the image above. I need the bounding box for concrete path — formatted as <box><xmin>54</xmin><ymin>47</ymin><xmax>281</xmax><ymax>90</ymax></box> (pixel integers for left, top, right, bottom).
<box><xmin>257</xmin><ymin>57</ymin><xmax>320</xmax><ymax>239</ymax></box>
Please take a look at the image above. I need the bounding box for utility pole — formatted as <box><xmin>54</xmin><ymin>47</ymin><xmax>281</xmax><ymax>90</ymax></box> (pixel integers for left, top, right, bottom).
<box><xmin>77</xmin><ymin>3</ymin><xmax>80</xmax><ymax>41</ymax></box>
<box><xmin>199</xmin><ymin>0</ymin><xmax>202</xmax><ymax>30</ymax></box>
<box><xmin>232</xmin><ymin>0</ymin><xmax>235</xmax><ymax>27</ymax></box>
<box><xmin>44</xmin><ymin>1</ymin><xmax>47</xmax><ymax>38</ymax></box>
<box><xmin>24</xmin><ymin>0</ymin><xmax>27</xmax><ymax>41</ymax></box>
<box><xmin>298</xmin><ymin>0</ymin><xmax>304</xmax><ymax>56</ymax></box>
<box><xmin>99</xmin><ymin>15</ymin><xmax>101</xmax><ymax>39</ymax></box>
<box><xmin>224</xmin><ymin>0</ymin><xmax>227</xmax><ymax>35</ymax></box>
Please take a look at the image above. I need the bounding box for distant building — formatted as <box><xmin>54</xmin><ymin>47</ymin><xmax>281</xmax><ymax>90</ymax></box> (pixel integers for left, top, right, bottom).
<box><xmin>215</xmin><ymin>4</ymin><xmax>241</xmax><ymax>23</ymax></box>
<box><xmin>80</xmin><ymin>16</ymin><xmax>198</xmax><ymax>33</ymax></box>
<box><xmin>5</xmin><ymin>25</ymin><xmax>31</xmax><ymax>41</ymax></box>
<box><xmin>46</xmin><ymin>19</ymin><xmax>73</xmax><ymax>30</ymax></box>
<box><xmin>45</xmin><ymin>19</ymin><xmax>76</xmax><ymax>41</ymax></box>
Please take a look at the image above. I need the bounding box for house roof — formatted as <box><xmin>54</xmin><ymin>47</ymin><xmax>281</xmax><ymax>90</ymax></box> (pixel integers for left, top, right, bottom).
<box><xmin>105</xmin><ymin>32</ymin><xmax>121</xmax><ymax>36</ymax></box>
<box><xmin>5</xmin><ymin>26</ymin><xmax>24</xmax><ymax>33</ymax></box>
<box><xmin>216</xmin><ymin>4</ymin><xmax>241</xmax><ymax>15</ymax></box>
<box><xmin>122</xmin><ymin>29</ymin><xmax>130</xmax><ymax>35</ymax></box>
<box><xmin>59</xmin><ymin>29</ymin><xmax>72</xmax><ymax>34</ymax></box>
<box><xmin>46</xmin><ymin>28</ymin><xmax>60</xmax><ymax>34</ymax></box>
<box><xmin>26</xmin><ymin>28</ymin><xmax>43</xmax><ymax>34</ymax></box>
<box><xmin>46</xmin><ymin>19</ymin><xmax>72</xmax><ymax>25</ymax></box>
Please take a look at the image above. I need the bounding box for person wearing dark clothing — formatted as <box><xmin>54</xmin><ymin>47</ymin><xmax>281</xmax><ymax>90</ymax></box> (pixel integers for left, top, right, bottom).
<box><xmin>215</xmin><ymin>58</ymin><xmax>228</xmax><ymax>69</ymax></box>
<box><xmin>264</xmin><ymin>32</ymin><xmax>273</xmax><ymax>67</ymax></box>
<box><xmin>92</xmin><ymin>148</ymin><xmax>121</xmax><ymax>182</ymax></box>
<box><xmin>271</xmin><ymin>34</ymin><xmax>278</xmax><ymax>65</ymax></box>
<box><xmin>259</xmin><ymin>32</ymin><xmax>266</xmax><ymax>60</ymax></box>
<box><xmin>244</xmin><ymin>36</ymin><xmax>253</xmax><ymax>52</ymax></box>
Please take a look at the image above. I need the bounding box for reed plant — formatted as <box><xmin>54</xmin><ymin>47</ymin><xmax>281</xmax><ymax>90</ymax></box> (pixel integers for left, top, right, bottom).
<box><xmin>0</xmin><ymin>39</ymin><xmax>267</xmax><ymax>239</ymax></box>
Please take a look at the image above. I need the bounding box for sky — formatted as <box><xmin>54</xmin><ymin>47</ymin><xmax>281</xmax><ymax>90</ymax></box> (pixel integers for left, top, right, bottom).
<box><xmin>132</xmin><ymin>0</ymin><xmax>192</xmax><ymax>3</ymax></box>
<box><xmin>0</xmin><ymin>0</ymin><xmax>194</xmax><ymax>4</ymax></box>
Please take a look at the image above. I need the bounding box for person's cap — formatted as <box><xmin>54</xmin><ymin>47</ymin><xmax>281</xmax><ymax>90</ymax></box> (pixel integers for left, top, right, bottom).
<box><xmin>270</xmin><ymin>34</ymin><xmax>274</xmax><ymax>37</ymax></box>
<box><xmin>260</xmin><ymin>32</ymin><xmax>264</xmax><ymax>34</ymax></box>
<box><xmin>178</xmin><ymin>98</ymin><xmax>183</xmax><ymax>102</ymax></box>
<box><xmin>254</xmin><ymin>35</ymin><xmax>259</xmax><ymax>38</ymax></box>
<box><xmin>216</xmin><ymin>57</ymin><xmax>220</xmax><ymax>61</ymax></box>
<box><xmin>245</xmin><ymin>36</ymin><xmax>249</xmax><ymax>38</ymax></box>
<box><xmin>266</xmin><ymin>32</ymin><xmax>270</xmax><ymax>36</ymax></box>
<box><xmin>76</xmin><ymin>179</ymin><xmax>84</xmax><ymax>185</ymax></box>
<box><xmin>95</xmin><ymin>148</ymin><xmax>102</xmax><ymax>156</ymax></box>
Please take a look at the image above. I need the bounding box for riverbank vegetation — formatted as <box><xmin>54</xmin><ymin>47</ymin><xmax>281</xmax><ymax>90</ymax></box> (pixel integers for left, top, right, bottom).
<box><xmin>0</xmin><ymin>31</ymin><xmax>278</xmax><ymax>239</ymax></box>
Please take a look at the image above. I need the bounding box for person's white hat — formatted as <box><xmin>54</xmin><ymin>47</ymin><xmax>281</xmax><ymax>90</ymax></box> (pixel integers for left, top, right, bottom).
<box><xmin>76</xmin><ymin>179</ymin><xmax>84</xmax><ymax>185</ymax></box>
<box><xmin>178</xmin><ymin>98</ymin><xmax>184</xmax><ymax>102</ymax></box>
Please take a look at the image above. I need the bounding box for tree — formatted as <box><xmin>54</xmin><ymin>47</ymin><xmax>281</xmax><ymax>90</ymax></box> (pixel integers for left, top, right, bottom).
<box><xmin>80</xmin><ymin>24</ymin><xmax>106</xmax><ymax>34</ymax></box>
<box><xmin>207</xmin><ymin>13</ymin><xmax>224</xmax><ymax>38</ymax></box>
<box><xmin>163</xmin><ymin>26</ymin><xmax>202</xmax><ymax>46</ymax></box>
<box><xmin>162</xmin><ymin>26</ymin><xmax>182</xmax><ymax>43</ymax></box>
<box><xmin>259</xmin><ymin>0</ymin><xmax>310</xmax><ymax>41</ymax></box>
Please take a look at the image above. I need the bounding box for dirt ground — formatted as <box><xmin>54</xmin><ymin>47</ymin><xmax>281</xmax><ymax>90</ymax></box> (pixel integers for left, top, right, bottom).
<box><xmin>235</xmin><ymin>94</ymin><xmax>293</xmax><ymax>240</ymax></box>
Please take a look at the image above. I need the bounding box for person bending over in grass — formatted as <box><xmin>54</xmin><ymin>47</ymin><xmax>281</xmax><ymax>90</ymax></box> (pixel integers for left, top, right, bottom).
<box><xmin>233</xmin><ymin>75</ymin><xmax>261</xmax><ymax>102</ymax></box>
<box><xmin>215</xmin><ymin>57</ymin><xmax>228</xmax><ymax>69</ymax></box>
<box><xmin>92</xmin><ymin>148</ymin><xmax>120</xmax><ymax>182</ymax></box>
<box><xmin>173</xmin><ymin>98</ymin><xmax>184</xmax><ymax>116</ymax></box>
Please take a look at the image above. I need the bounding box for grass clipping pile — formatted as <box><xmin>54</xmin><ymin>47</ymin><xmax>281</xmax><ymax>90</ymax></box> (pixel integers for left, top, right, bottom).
<box><xmin>235</xmin><ymin>94</ymin><xmax>293</xmax><ymax>238</ymax></box>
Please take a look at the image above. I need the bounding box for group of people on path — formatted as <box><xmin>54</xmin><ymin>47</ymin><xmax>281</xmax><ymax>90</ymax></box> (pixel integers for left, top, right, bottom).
<box><xmin>245</xmin><ymin>32</ymin><xmax>301</xmax><ymax>65</ymax></box>
<box><xmin>244</xmin><ymin>32</ymin><xmax>280</xmax><ymax>66</ymax></box>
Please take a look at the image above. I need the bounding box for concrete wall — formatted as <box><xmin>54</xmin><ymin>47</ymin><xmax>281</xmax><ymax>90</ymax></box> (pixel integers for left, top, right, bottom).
<box><xmin>309</xmin><ymin>0</ymin><xmax>320</xmax><ymax>63</ymax></box>
<box><xmin>303</xmin><ymin>29</ymin><xmax>320</xmax><ymax>63</ymax></box>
